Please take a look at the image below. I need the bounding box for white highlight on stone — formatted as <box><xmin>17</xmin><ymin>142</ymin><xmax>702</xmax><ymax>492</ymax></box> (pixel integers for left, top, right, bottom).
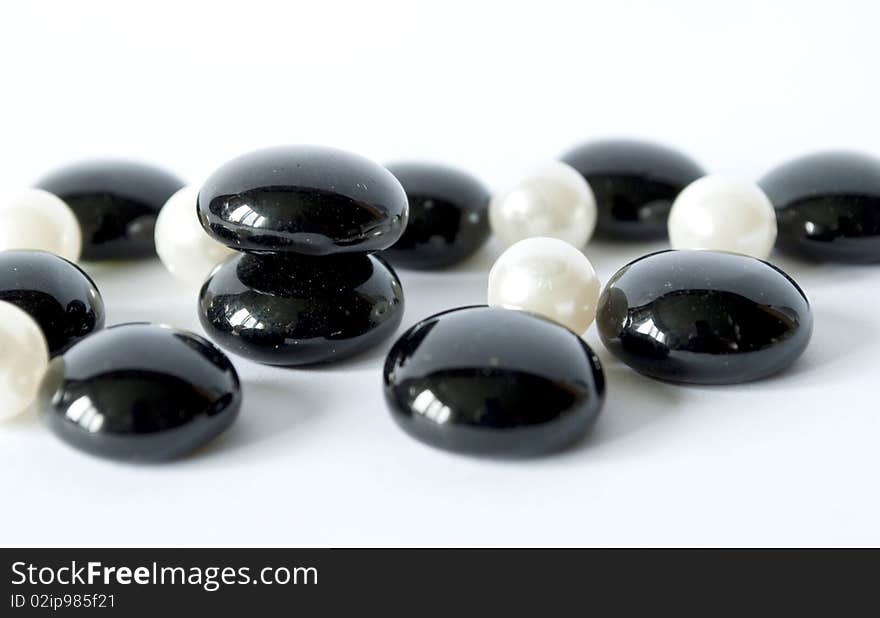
<box><xmin>488</xmin><ymin>236</ymin><xmax>600</xmax><ymax>335</ymax></box>
<box><xmin>489</xmin><ymin>161</ymin><xmax>597</xmax><ymax>249</ymax></box>
<box><xmin>0</xmin><ymin>301</ymin><xmax>49</xmax><ymax>420</ymax></box>
<box><xmin>668</xmin><ymin>174</ymin><xmax>778</xmax><ymax>259</ymax></box>
<box><xmin>155</xmin><ymin>186</ymin><xmax>235</xmax><ymax>285</ymax></box>
<box><xmin>0</xmin><ymin>188</ymin><xmax>81</xmax><ymax>262</ymax></box>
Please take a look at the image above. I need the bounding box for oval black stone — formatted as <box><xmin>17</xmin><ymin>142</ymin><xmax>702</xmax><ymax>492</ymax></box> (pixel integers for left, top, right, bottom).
<box><xmin>0</xmin><ymin>250</ymin><xmax>105</xmax><ymax>356</ymax></box>
<box><xmin>35</xmin><ymin>160</ymin><xmax>185</xmax><ymax>261</ymax></box>
<box><xmin>597</xmin><ymin>250</ymin><xmax>812</xmax><ymax>384</ymax></box>
<box><xmin>383</xmin><ymin>306</ymin><xmax>605</xmax><ymax>456</ymax></box>
<box><xmin>560</xmin><ymin>139</ymin><xmax>705</xmax><ymax>240</ymax></box>
<box><xmin>39</xmin><ymin>323</ymin><xmax>241</xmax><ymax>462</ymax></box>
<box><xmin>382</xmin><ymin>163</ymin><xmax>490</xmax><ymax>269</ymax></box>
<box><xmin>199</xmin><ymin>252</ymin><xmax>404</xmax><ymax>365</ymax></box>
<box><xmin>759</xmin><ymin>151</ymin><xmax>880</xmax><ymax>262</ymax></box>
<box><xmin>198</xmin><ymin>145</ymin><xmax>409</xmax><ymax>255</ymax></box>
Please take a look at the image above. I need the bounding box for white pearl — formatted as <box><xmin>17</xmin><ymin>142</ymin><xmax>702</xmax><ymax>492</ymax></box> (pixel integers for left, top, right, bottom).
<box><xmin>155</xmin><ymin>186</ymin><xmax>235</xmax><ymax>285</ymax></box>
<box><xmin>489</xmin><ymin>161</ymin><xmax>597</xmax><ymax>249</ymax></box>
<box><xmin>0</xmin><ymin>188</ymin><xmax>81</xmax><ymax>262</ymax></box>
<box><xmin>0</xmin><ymin>301</ymin><xmax>49</xmax><ymax>420</ymax></box>
<box><xmin>668</xmin><ymin>175</ymin><xmax>778</xmax><ymax>259</ymax></box>
<box><xmin>488</xmin><ymin>237</ymin><xmax>600</xmax><ymax>334</ymax></box>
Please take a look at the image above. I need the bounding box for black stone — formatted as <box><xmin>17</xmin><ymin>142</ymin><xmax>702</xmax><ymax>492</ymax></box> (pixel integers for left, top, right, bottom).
<box><xmin>597</xmin><ymin>250</ymin><xmax>812</xmax><ymax>384</ymax></box>
<box><xmin>383</xmin><ymin>306</ymin><xmax>605</xmax><ymax>456</ymax></box>
<box><xmin>560</xmin><ymin>139</ymin><xmax>705</xmax><ymax>240</ymax></box>
<box><xmin>0</xmin><ymin>250</ymin><xmax>105</xmax><ymax>356</ymax></box>
<box><xmin>759</xmin><ymin>151</ymin><xmax>880</xmax><ymax>262</ymax></box>
<box><xmin>39</xmin><ymin>324</ymin><xmax>241</xmax><ymax>462</ymax></box>
<box><xmin>35</xmin><ymin>160</ymin><xmax>185</xmax><ymax>261</ymax></box>
<box><xmin>382</xmin><ymin>163</ymin><xmax>490</xmax><ymax>269</ymax></box>
<box><xmin>198</xmin><ymin>145</ymin><xmax>408</xmax><ymax>255</ymax></box>
<box><xmin>199</xmin><ymin>252</ymin><xmax>404</xmax><ymax>365</ymax></box>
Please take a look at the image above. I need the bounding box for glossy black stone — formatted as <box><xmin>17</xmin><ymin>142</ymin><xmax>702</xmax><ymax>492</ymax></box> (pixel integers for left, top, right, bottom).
<box><xmin>39</xmin><ymin>324</ymin><xmax>241</xmax><ymax>462</ymax></box>
<box><xmin>759</xmin><ymin>151</ymin><xmax>880</xmax><ymax>262</ymax></box>
<box><xmin>198</xmin><ymin>145</ymin><xmax>409</xmax><ymax>255</ymax></box>
<box><xmin>561</xmin><ymin>139</ymin><xmax>705</xmax><ymax>240</ymax></box>
<box><xmin>382</xmin><ymin>163</ymin><xmax>490</xmax><ymax>269</ymax></box>
<box><xmin>35</xmin><ymin>160</ymin><xmax>185</xmax><ymax>261</ymax></box>
<box><xmin>383</xmin><ymin>306</ymin><xmax>605</xmax><ymax>456</ymax></box>
<box><xmin>597</xmin><ymin>250</ymin><xmax>812</xmax><ymax>384</ymax></box>
<box><xmin>0</xmin><ymin>250</ymin><xmax>105</xmax><ymax>356</ymax></box>
<box><xmin>199</xmin><ymin>252</ymin><xmax>404</xmax><ymax>365</ymax></box>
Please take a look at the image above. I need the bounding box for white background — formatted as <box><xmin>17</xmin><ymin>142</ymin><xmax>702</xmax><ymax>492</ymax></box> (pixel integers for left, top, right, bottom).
<box><xmin>1</xmin><ymin>0</ymin><xmax>878</xmax><ymax>547</ymax></box>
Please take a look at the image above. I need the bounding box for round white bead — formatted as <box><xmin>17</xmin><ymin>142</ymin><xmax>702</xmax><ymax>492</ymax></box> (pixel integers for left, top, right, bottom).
<box><xmin>489</xmin><ymin>161</ymin><xmax>597</xmax><ymax>249</ymax></box>
<box><xmin>668</xmin><ymin>175</ymin><xmax>778</xmax><ymax>259</ymax></box>
<box><xmin>488</xmin><ymin>236</ymin><xmax>600</xmax><ymax>334</ymax></box>
<box><xmin>0</xmin><ymin>188</ymin><xmax>81</xmax><ymax>262</ymax></box>
<box><xmin>155</xmin><ymin>186</ymin><xmax>235</xmax><ymax>285</ymax></box>
<box><xmin>0</xmin><ymin>301</ymin><xmax>49</xmax><ymax>420</ymax></box>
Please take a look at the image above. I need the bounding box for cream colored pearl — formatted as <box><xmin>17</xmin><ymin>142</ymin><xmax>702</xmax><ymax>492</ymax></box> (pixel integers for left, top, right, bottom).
<box><xmin>487</xmin><ymin>237</ymin><xmax>600</xmax><ymax>334</ymax></box>
<box><xmin>0</xmin><ymin>188</ymin><xmax>81</xmax><ymax>262</ymax></box>
<box><xmin>668</xmin><ymin>175</ymin><xmax>778</xmax><ymax>259</ymax></box>
<box><xmin>155</xmin><ymin>186</ymin><xmax>235</xmax><ymax>285</ymax></box>
<box><xmin>489</xmin><ymin>161</ymin><xmax>597</xmax><ymax>249</ymax></box>
<box><xmin>0</xmin><ymin>301</ymin><xmax>49</xmax><ymax>420</ymax></box>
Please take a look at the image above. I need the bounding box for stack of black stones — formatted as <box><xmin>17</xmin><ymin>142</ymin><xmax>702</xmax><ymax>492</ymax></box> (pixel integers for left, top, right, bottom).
<box><xmin>195</xmin><ymin>146</ymin><xmax>408</xmax><ymax>366</ymax></box>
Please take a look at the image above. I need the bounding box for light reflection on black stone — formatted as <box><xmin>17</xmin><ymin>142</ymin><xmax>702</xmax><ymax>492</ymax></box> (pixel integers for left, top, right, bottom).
<box><xmin>35</xmin><ymin>160</ymin><xmax>185</xmax><ymax>260</ymax></box>
<box><xmin>383</xmin><ymin>163</ymin><xmax>490</xmax><ymax>269</ymax></box>
<box><xmin>383</xmin><ymin>306</ymin><xmax>605</xmax><ymax>457</ymax></box>
<box><xmin>597</xmin><ymin>250</ymin><xmax>812</xmax><ymax>384</ymax></box>
<box><xmin>560</xmin><ymin>139</ymin><xmax>705</xmax><ymax>240</ymax></box>
<box><xmin>197</xmin><ymin>146</ymin><xmax>409</xmax><ymax>255</ymax></box>
<box><xmin>0</xmin><ymin>250</ymin><xmax>105</xmax><ymax>356</ymax></box>
<box><xmin>39</xmin><ymin>324</ymin><xmax>241</xmax><ymax>462</ymax></box>
<box><xmin>760</xmin><ymin>151</ymin><xmax>880</xmax><ymax>262</ymax></box>
<box><xmin>199</xmin><ymin>252</ymin><xmax>404</xmax><ymax>366</ymax></box>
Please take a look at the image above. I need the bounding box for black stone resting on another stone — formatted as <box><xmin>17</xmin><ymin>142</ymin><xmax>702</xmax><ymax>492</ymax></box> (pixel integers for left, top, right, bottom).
<box><xmin>0</xmin><ymin>250</ymin><xmax>105</xmax><ymax>356</ymax></box>
<box><xmin>35</xmin><ymin>160</ymin><xmax>185</xmax><ymax>261</ymax></box>
<box><xmin>560</xmin><ymin>139</ymin><xmax>705</xmax><ymax>240</ymax></box>
<box><xmin>39</xmin><ymin>324</ymin><xmax>242</xmax><ymax>462</ymax></box>
<box><xmin>596</xmin><ymin>250</ymin><xmax>812</xmax><ymax>384</ymax></box>
<box><xmin>383</xmin><ymin>306</ymin><xmax>605</xmax><ymax>456</ymax></box>
<box><xmin>759</xmin><ymin>151</ymin><xmax>880</xmax><ymax>263</ymax></box>
<box><xmin>199</xmin><ymin>252</ymin><xmax>404</xmax><ymax>366</ymax></box>
<box><xmin>198</xmin><ymin>145</ymin><xmax>409</xmax><ymax>255</ymax></box>
<box><xmin>195</xmin><ymin>145</ymin><xmax>409</xmax><ymax>367</ymax></box>
<box><xmin>382</xmin><ymin>163</ymin><xmax>490</xmax><ymax>269</ymax></box>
